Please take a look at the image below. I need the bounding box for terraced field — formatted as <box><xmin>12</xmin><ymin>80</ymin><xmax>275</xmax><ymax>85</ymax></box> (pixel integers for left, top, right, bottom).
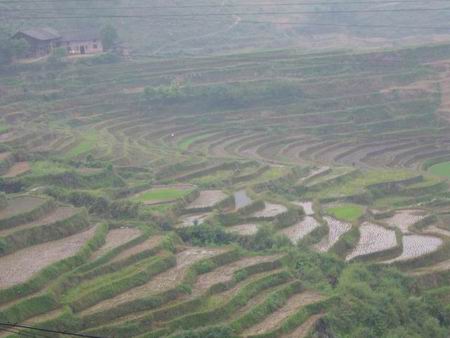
<box><xmin>0</xmin><ymin>42</ymin><xmax>449</xmax><ymax>337</ymax></box>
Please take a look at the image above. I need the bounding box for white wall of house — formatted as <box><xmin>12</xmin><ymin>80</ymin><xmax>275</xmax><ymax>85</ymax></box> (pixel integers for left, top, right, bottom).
<box><xmin>64</xmin><ymin>40</ymin><xmax>103</xmax><ymax>55</ymax></box>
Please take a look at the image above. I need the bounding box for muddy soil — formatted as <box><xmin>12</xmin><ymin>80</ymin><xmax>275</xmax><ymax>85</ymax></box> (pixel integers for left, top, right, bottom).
<box><xmin>91</xmin><ymin>227</ymin><xmax>142</xmax><ymax>260</ymax></box>
<box><xmin>2</xmin><ymin>162</ymin><xmax>30</xmax><ymax>178</ymax></box>
<box><xmin>346</xmin><ymin>222</ymin><xmax>397</xmax><ymax>261</ymax></box>
<box><xmin>225</xmin><ymin>223</ymin><xmax>259</xmax><ymax>236</ymax></box>
<box><xmin>384</xmin><ymin>209</ymin><xmax>426</xmax><ymax>233</ymax></box>
<box><xmin>252</xmin><ymin>202</ymin><xmax>287</xmax><ymax>218</ymax></box>
<box><xmin>281</xmin><ymin>314</ymin><xmax>324</xmax><ymax>338</ymax></box>
<box><xmin>292</xmin><ymin>201</ymin><xmax>314</xmax><ymax>216</ymax></box>
<box><xmin>192</xmin><ymin>254</ymin><xmax>282</xmax><ymax>296</ymax></box>
<box><xmin>110</xmin><ymin>235</ymin><xmax>163</xmax><ymax>263</ymax></box>
<box><xmin>242</xmin><ymin>291</ymin><xmax>324</xmax><ymax>336</ymax></box>
<box><xmin>384</xmin><ymin>235</ymin><xmax>443</xmax><ymax>263</ymax></box>
<box><xmin>186</xmin><ymin>190</ymin><xmax>227</xmax><ymax>209</ymax></box>
<box><xmin>81</xmin><ymin>247</ymin><xmax>227</xmax><ymax>316</ymax></box>
<box><xmin>0</xmin><ymin>207</ymin><xmax>77</xmax><ymax>237</ymax></box>
<box><xmin>280</xmin><ymin>217</ymin><xmax>320</xmax><ymax>244</ymax></box>
<box><xmin>314</xmin><ymin>217</ymin><xmax>351</xmax><ymax>252</ymax></box>
<box><xmin>177</xmin><ymin>213</ymin><xmax>210</xmax><ymax>228</ymax></box>
<box><xmin>0</xmin><ymin>196</ymin><xmax>47</xmax><ymax>222</ymax></box>
<box><xmin>0</xmin><ymin>225</ymin><xmax>97</xmax><ymax>288</ymax></box>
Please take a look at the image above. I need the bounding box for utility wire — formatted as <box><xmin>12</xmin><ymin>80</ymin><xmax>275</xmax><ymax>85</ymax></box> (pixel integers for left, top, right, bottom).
<box><xmin>0</xmin><ymin>323</ymin><xmax>104</xmax><ymax>338</ymax></box>
<box><xmin>2</xmin><ymin>2</ymin><xmax>450</xmax><ymax>9</ymax></box>
<box><xmin>3</xmin><ymin>14</ymin><xmax>450</xmax><ymax>31</ymax></box>
<box><xmin>6</xmin><ymin>7</ymin><xmax>450</xmax><ymax>15</ymax></box>
<box><xmin>1</xmin><ymin>0</ymin><xmax>450</xmax><ymax>3</ymax></box>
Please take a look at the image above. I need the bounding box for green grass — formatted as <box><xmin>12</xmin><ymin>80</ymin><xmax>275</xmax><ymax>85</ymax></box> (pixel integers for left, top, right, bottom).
<box><xmin>31</xmin><ymin>161</ymin><xmax>72</xmax><ymax>176</ymax></box>
<box><xmin>306</xmin><ymin>169</ymin><xmax>415</xmax><ymax>198</ymax></box>
<box><xmin>132</xmin><ymin>188</ymin><xmax>192</xmax><ymax>202</ymax></box>
<box><xmin>0</xmin><ymin>119</ymin><xmax>8</xmax><ymax>134</ymax></box>
<box><xmin>325</xmin><ymin>203</ymin><xmax>364</xmax><ymax>222</ymax></box>
<box><xmin>178</xmin><ymin>133</ymin><xmax>214</xmax><ymax>151</ymax></box>
<box><xmin>64</xmin><ymin>131</ymin><xmax>99</xmax><ymax>159</ymax></box>
<box><xmin>429</xmin><ymin>161</ymin><xmax>450</xmax><ymax>178</ymax></box>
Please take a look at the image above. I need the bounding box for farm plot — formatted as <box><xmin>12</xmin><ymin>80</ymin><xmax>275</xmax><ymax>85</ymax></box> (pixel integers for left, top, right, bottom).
<box><xmin>325</xmin><ymin>204</ymin><xmax>364</xmax><ymax>222</ymax></box>
<box><xmin>131</xmin><ymin>185</ymin><xmax>194</xmax><ymax>205</ymax></box>
<box><xmin>314</xmin><ymin>217</ymin><xmax>352</xmax><ymax>252</ymax></box>
<box><xmin>292</xmin><ymin>201</ymin><xmax>314</xmax><ymax>216</ymax></box>
<box><xmin>252</xmin><ymin>202</ymin><xmax>287</xmax><ymax>218</ymax></box>
<box><xmin>0</xmin><ymin>225</ymin><xmax>97</xmax><ymax>288</ymax></box>
<box><xmin>384</xmin><ymin>235</ymin><xmax>443</xmax><ymax>263</ymax></box>
<box><xmin>241</xmin><ymin>290</ymin><xmax>324</xmax><ymax>337</ymax></box>
<box><xmin>2</xmin><ymin>161</ymin><xmax>31</xmax><ymax>178</ymax></box>
<box><xmin>80</xmin><ymin>247</ymin><xmax>227</xmax><ymax>316</ymax></box>
<box><xmin>0</xmin><ymin>196</ymin><xmax>49</xmax><ymax>223</ymax></box>
<box><xmin>110</xmin><ymin>235</ymin><xmax>164</xmax><ymax>263</ymax></box>
<box><xmin>191</xmin><ymin>254</ymin><xmax>282</xmax><ymax>296</ymax></box>
<box><xmin>177</xmin><ymin>213</ymin><xmax>210</xmax><ymax>228</ymax></box>
<box><xmin>428</xmin><ymin>161</ymin><xmax>450</xmax><ymax>178</ymax></box>
<box><xmin>281</xmin><ymin>314</ymin><xmax>324</xmax><ymax>338</ymax></box>
<box><xmin>346</xmin><ymin>223</ymin><xmax>397</xmax><ymax>261</ymax></box>
<box><xmin>90</xmin><ymin>227</ymin><xmax>142</xmax><ymax>260</ymax></box>
<box><xmin>234</xmin><ymin>190</ymin><xmax>253</xmax><ymax>209</ymax></box>
<box><xmin>186</xmin><ymin>190</ymin><xmax>227</xmax><ymax>210</ymax></box>
<box><xmin>0</xmin><ymin>206</ymin><xmax>78</xmax><ymax>237</ymax></box>
<box><xmin>280</xmin><ymin>217</ymin><xmax>321</xmax><ymax>244</ymax></box>
<box><xmin>224</xmin><ymin>223</ymin><xmax>259</xmax><ymax>236</ymax></box>
<box><xmin>383</xmin><ymin>209</ymin><xmax>427</xmax><ymax>233</ymax></box>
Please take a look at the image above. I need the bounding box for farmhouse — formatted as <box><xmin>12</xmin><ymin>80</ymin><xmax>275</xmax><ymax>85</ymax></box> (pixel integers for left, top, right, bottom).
<box><xmin>60</xmin><ymin>31</ymin><xmax>103</xmax><ymax>56</ymax></box>
<box><xmin>12</xmin><ymin>27</ymin><xmax>61</xmax><ymax>57</ymax></box>
<box><xmin>12</xmin><ymin>27</ymin><xmax>103</xmax><ymax>57</ymax></box>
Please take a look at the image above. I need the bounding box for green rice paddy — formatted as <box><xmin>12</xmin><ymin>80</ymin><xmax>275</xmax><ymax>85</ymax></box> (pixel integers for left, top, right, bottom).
<box><xmin>325</xmin><ymin>203</ymin><xmax>364</xmax><ymax>222</ymax></box>
<box><xmin>429</xmin><ymin>161</ymin><xmax>450</xmax><ymax>178</ymax></box>
<box><xmin>133</xmin><ymin>187</ymin><xmax>192</xmax><ymax>202</ymax></box>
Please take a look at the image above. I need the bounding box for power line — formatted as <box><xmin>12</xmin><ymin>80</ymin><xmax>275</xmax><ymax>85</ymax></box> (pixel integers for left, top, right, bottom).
<box><xmin>1</xmin><ymin>1</ymin><xmax>450</xmax><ymax>8</ymax></box>
<box><xmin>5</xmin><ymin>7</ymin><xmax>450</xmax><ymax>15</ymax></box>
<box><xmin>0</xmin><ymin>323</ymin><xmax>105</xmax><ymax>338</ymax></box>
<box><xmin>1</xmin><ymin>0</ymin><xmax>450</xmax><ymax>3</ymax></box>
<box><xmin>3</xmin><ymin>14</ymin><xmax>450</xmax><ymax>31</ymax></box>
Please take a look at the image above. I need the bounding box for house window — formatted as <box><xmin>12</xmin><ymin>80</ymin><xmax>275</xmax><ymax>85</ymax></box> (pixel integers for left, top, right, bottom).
<box><xmin>93</xmin><ymin>44</ymin><xmax>97</xmax><ymax>49</ymax></box>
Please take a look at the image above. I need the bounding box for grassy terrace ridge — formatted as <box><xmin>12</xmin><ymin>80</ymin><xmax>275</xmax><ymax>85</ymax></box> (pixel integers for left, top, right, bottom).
<box><xmin>0</xmin><ymin>40</ymin><xmax>449</xmax><ymax>338</ymax></box>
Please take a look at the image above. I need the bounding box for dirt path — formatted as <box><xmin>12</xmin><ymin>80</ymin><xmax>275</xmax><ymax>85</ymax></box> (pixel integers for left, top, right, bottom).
<box><xmin>242</xmin><ymin>291</ymin><xmax>324</xmax><ymax>336</ymax></box>
<box><xmin>2</xmin><ymin>161</ymin><xmax>31</xmax><ymax>178</ymax></box>
<box><xmin>281</xmin><ymin>314</ymin><xmax>324</xmax><ymax>338</ymax></box>
<box><xmin>80</xmin><ymin>247</ymin><xmax>227</xmax><ymax>316</ymax></box>
<box><xmin>90</xmin><ymin>227</ymin><xmax>142</xmax><ymax>260</ymax></box>
<box><xmin>0</xmin><ymin>225</ymin><xmax>97</xmax><ymax>288</ymax></box>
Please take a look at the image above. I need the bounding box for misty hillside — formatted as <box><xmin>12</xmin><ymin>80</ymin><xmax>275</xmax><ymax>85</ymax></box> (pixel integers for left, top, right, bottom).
<box><xmin>3</xmin><ymin>0</ymin><xmax>450</xmax><ymax>55</ymax></box>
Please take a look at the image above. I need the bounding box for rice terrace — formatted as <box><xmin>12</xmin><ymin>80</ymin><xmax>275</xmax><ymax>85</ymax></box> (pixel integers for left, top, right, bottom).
<box><xmin>0</xmin><ymin>0</ymin><xmax>450</xmax><ymax>337</ymax></box>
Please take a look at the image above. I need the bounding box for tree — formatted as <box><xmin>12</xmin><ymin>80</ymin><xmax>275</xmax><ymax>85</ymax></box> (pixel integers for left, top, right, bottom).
<box><xmin>100</xmin><ymin>24</ymin><xmax>119</xmax><ymax>51</ymax></box>
<box><xmin>0</xmin><ymin>31</ymin><xmax>29</xmax><ymax>65</ymax></box>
